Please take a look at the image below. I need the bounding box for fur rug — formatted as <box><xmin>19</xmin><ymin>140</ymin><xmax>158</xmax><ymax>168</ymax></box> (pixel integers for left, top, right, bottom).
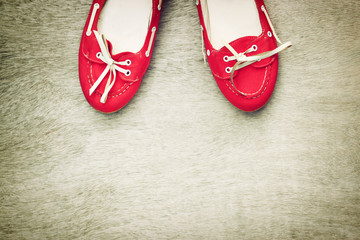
<box><xmin>1</xmin><ymin>0</ymin><xmax>359</xmax><ymax>239</ymax></box>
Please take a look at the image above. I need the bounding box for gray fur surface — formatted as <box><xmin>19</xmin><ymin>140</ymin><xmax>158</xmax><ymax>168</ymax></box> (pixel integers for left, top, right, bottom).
<box><xmin>1</xmin><ymin>0</ymin><xmax>360</xmax><ymax>239</ymax></box>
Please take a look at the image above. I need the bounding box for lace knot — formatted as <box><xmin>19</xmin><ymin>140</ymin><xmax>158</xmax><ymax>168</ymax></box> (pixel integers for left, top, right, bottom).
<box><xmin>89</xmin><ymin>30</ymin><xmax>132</xmax><ymax>104</ymax></box>
<box><xmin>236</xmin><ymin>54</ymin><xmax>247</xmax><ymax>63</ymax></box>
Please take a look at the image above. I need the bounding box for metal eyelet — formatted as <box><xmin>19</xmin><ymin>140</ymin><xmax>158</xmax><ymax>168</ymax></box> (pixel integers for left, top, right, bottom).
<box><xmin>225</xmin><ymin>67</ymin><xmax>232</xmax><ymax>73</ymax></box>
<box><xmin>223</xmin><ymin>56</ymin><xmax>229</xmax><ymax>62</ymax></box>
<box><xmin>267</xmin><ymin>31</ymin><xmax>272</xmax><ymax>37</ymax></box>
<box><xmin>96</xmin><ymin>52</ymin><xmax>101</xmax><ymax>58</ymax></box>
<box><xmin>252</xmin><ymin>45</ymin><xmax>258</xmax><ymax>51</ymax></box>
<box><xmin>125</xmin><ymin>70</ymin><xmax>131</xmax><ymax>76</ymax></box>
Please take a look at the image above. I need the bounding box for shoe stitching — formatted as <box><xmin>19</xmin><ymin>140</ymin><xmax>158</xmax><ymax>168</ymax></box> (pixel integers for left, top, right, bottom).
<box><xmin>225</xmin><ymin>64</ymin><xmax>271</xmax><ymax>99</ymax></box>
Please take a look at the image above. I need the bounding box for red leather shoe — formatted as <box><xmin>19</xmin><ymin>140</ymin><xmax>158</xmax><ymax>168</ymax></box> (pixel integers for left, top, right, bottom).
<box><xmin>196</xmin><ymin>0</ymin><xmax>291</xmax><ymax>112</ymax></box>
<box><xmin>79</xmin><ymin>0</ymin><xmax>162</xmax><ymax>113</ymax></box>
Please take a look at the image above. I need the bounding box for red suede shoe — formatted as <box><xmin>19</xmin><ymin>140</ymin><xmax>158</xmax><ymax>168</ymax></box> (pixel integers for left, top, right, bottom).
<box><xmin>196</xmin><ymin>0</ymin><xmax>291</xmax><ymax>112</ymax></box>
<box><xmin>79</xmin><ymin>0</ymin><xmax>162</xmax><ymax>113</ymax></box>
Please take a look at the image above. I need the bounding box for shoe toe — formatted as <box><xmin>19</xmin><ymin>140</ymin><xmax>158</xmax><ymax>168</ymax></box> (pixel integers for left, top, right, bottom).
<box><xmin>216</xmin><ymin>59</ymin><xmax>279</xmax><ymax>112</ymax></box>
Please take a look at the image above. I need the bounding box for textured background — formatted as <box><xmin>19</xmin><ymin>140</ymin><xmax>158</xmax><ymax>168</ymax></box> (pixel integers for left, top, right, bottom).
<box><xmin>1</xmin><ymin>0</ymin><xmax>360</xmax><ymax>239</ymax></box>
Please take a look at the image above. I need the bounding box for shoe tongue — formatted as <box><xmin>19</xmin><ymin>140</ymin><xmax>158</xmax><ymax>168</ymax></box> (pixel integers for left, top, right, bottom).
<box><xmin>106</xmin><ymin>39</ymin><xmax>138</xmax><ymax>61</ymax></box>
<box><xmin>222</xmin><ymin>36</ymin><xmax>258</xmax><ymax>53</ymax></box>
<box><xmin>105</xmin><ymin>39</ymin><xmax>117</xmax><ymax>58</ymax></box>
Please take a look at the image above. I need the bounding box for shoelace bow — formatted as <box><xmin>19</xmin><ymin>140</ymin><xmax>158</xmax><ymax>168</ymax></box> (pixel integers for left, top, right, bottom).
<box><xmin>224</xmin><ymin>40</ymin><xmax>291</xmax><ymax>96</ymax></box>
<box><xmin>89</xmin><ymin>30</ymin><xmax>133</xmax><ymax>103</ymax></box>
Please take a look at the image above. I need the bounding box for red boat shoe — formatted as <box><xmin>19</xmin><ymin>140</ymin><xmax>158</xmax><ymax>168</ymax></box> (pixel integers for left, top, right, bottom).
<box><xmin>79</xmin><ymin>0</ymin><xmax>163</xmax><ymax>113</ymax></box>
<box><xmin>196</xmin><ymin>0</ymin><xmax>291</xmax><ymax>112</ymax></box>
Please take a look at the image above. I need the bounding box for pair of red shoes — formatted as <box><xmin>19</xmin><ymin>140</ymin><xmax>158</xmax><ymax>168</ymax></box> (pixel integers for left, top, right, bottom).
<box><xmin>79</xmin><ymin>0</ymin><xmax>291</xmax><ymax>113</ymax></box>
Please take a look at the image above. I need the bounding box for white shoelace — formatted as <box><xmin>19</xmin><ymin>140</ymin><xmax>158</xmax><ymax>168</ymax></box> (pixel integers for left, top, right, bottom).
<box><xmin>146</xmin><ymin>27</ymin><xmax>157</xmax><ymax>57</ymax></box>
<box><xmin>86</xmin><ymin>3</ymin><xmax>100</xmax><ymax>36</ymax></box>
<box><xmin>89</xmin><ymin>31</ymin><xmax>132</xmax><ymax>103</ymax></box>
<box><xmin>223</xmin><ymin>5</ymin><xmax>292</xmax><ymax>95</ymax></box>
<box><xmin>89</xmin><ymin>28</ymin><xmax>157</xmax><ymax>103</ymax></box>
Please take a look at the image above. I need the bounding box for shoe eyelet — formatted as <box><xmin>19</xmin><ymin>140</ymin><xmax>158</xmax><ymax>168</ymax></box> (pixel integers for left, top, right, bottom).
<box><xmin>86</xmin><ymin>31</ymin><xmax>92</xmax><ymax>36</ymax></box>
<box><xmin>96</xmin><ymin>52</ymin><xmax>102</xmax><ymax>58</ymax></box>
<box><xmin>94</xmin><ymin>3</ymin><xmax>100</xmax><ymax>8</ymax></box>
<box><xmin>125</xmin><ymin>70</ymin><xmax>131</xmax><ymax>77</ymax></box>
<box><xmin>225</xmin><ymin>67</ymin><xmax>232</xmax><ymax>73</ymax></box>
<box><xmin>126</xmin><ymin>59</ymin><xmax>131</xmax><ymax>66</ymax></box>
<box><xmin>252</xmin><ymin>45</ymin><xmax>258</xmax><ymax>51</ymax></box>
<box><xmin>261</xmin><ymin>5</ymin><xmax>265</xmax><ymax>11</ymax></box>
<box><xmin>207</xmin><ymin>49</ymin><xmax>210</xmax><ymax>56</ymax></box>
<box><xmin>223</xmin><ymin>56</ymin><xmax>229</xmax><ymax>62</ymax></box>
<box><xmin>267</xmin><ymin>31</ymin><xmax>272</xmax><ymax>37</ymax></box>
